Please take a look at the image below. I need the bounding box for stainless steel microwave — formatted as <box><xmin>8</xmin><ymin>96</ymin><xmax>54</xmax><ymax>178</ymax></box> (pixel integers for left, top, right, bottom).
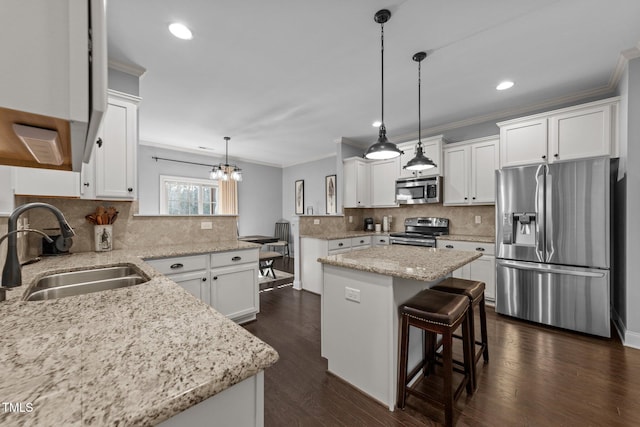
<box><xmin>395</xmin><ymin>176</ymin><xmax>441</xmax><ymax>204</ymax></box>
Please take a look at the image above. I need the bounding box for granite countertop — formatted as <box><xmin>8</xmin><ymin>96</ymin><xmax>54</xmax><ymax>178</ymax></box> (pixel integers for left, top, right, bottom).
<box><xmin>300</xmin><ymin>231</ymin><xmax>390</xmax><ymax>240</ymax></box>
<box><xmin>437</xmin><ymin>234</ymin><xmax>495</xmax><ymax>243</ymax></box>
<box><xmin>318</xmin><ymin>245</ymin><xmax>482</xmax><ymax>282</ymax></box>
<box><xmin>0</xmin><ymin>241</ymin><xmax>278</xmax><ymax>426</ymax></box>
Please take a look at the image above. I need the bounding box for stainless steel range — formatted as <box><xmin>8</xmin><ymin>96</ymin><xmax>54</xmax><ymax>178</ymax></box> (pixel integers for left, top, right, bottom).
<box><xmin>389</xmin><ymin>217</ymin><xmax>449</xmax><ymax>247</ymax></box>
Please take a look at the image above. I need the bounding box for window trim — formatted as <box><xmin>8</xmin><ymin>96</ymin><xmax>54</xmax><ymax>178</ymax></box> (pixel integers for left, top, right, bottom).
<box><xmin>159</xmin><ymin>175</ymin><xmax>219</xmax><ymax>215</ymax></box>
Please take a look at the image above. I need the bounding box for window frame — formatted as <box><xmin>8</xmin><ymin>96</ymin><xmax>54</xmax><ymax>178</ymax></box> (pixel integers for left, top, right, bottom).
<box><xmin>159</xmin><ymin>175</ymin><xmax>219</xmax><ymax>215</ymax></box>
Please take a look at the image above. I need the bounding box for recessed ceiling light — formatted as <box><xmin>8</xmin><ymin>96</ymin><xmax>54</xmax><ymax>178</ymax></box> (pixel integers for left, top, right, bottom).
<box><xmin>372</xmin><ymin>121</ymin><xmax>382</xmax><ymax>127</ymax></box>
<box><xmin>169</xmin><ymin>23</ymin><xmax>193</xmax><ymax>40</ymax></box>
<box><xmin>496</xmin><ymin>81</ymin><xmax>515</xmax><ymax>91</ymax></box>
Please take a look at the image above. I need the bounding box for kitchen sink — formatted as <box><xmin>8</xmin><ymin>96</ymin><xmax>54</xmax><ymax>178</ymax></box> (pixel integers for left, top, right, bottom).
<box><xmin>25</xmin><ymin>265</ymin><xmax>149</xmax><ymax>301</ymax></box>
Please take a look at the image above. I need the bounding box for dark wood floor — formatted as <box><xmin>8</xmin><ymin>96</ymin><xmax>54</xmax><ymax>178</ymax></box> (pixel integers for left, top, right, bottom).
<box><xmin>245</xmin><ymin>258</ymin><xmax>640</xmax><ymax>426</ymax></box>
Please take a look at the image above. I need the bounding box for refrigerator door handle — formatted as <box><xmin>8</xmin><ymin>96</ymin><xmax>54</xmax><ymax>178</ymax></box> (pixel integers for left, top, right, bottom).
<box><xmin>545</xmin><ymin>164</ymin><xmax>555</xmax><ymax>262</ymax></box>
<box><xmin>497</xmin><ymin>260</ymin><xmax>606</xmax><ymax>278</ymax></box>
<box><xmin>534</xmin><ymin>164</ymin><xmax>545</xmax><ymax>261</ymax></box>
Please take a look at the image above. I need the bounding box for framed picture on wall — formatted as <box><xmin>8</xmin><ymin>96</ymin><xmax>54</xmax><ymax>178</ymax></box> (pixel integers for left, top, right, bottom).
<box><xmin>295</xmin><ymin>180</ymin><xmax>305</xmax><ymax>215</ymax></box>
<box><xmin>326</xmin><ymin>174</ymin><xmax>337</xmax><ymax>214</ymax></box>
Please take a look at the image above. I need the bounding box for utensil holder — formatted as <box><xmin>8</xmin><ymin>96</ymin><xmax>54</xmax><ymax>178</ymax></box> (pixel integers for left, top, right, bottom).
<box><xmin>94</xmin><ymin>225</ymin><xmax>113</xmax><ymax>252</ymax></box>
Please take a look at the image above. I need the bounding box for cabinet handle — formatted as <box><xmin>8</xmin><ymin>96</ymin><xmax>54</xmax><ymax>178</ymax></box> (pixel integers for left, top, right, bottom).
<box><xmin>170</xmin><ymin>263</ymin><xmax>184</xmax><ymax>269</ymax></box>
<box><xmin>127</xmin><ymin>187</ymin><xmax>133</xmax><ymax>192</ymax></box>
<box><xmin>445</xmin><ymin>245</ymin><xmax>454</xmax><ymax>249</ymax></box>
<box><xmin>554</xmin><ymin>153</ymin><xmax>559</xmax><ymax>158</ymax></box>
<box><xmin>213</xmin><ymin>276</ymin><xmax>218</xmax><ymax>280</ymax></box>
<box><xmin>472</xmin><ymin>197</ymin><xmax>476</xmax><ymax>200</ymax></box>
<box><xmin>231</xmin><ymin>256</ymin><xmax>242</xmax><ymax>262</ymax></box>
<box><xmin>96</xmin><ymin>138</ymin><xmax>103</xmax><ymax>148</ymax></box>
<box><xmin>379</xmin><ymin>239</ymin><xmax>385</xmax><ymax>243</ymax></box>
<box><xmin>360</xmin><ymin>240</ymin><xmax>365</xmax><ymax>244</ymax></box>
<box><xmin>476</xmin><ymin>247</ymin><xmax>485</xmax><ymax>252</ymax></box>
<box><xmin>83</xmin><ymin>182</ymin><xmax>90</xmax><ymax>187</ymax></box>
<box><xmin>542</xmin><ymin>155</ymin><xmax>546</xmax><ymax>159</ymax></box>
<box><xmin>464</xmin><ymin>197</ymin><xmax>468</xmax><ymax>200</ymax></box>
<box><xmin>202</xmin><ymin>277</ymin><xmax>207</xmax><ymax>282</ymax></box>
<box><xmin>338</xmin><ymin>243</ymin><xmax>344</xmax><ymax>247</ymax></box>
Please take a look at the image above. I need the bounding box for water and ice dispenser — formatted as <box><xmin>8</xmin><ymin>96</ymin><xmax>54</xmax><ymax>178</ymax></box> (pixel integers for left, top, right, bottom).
<box><xmin>502</xmin><ymin>212</ymin><xmax>537</xmax><ymax>246</ymax></box>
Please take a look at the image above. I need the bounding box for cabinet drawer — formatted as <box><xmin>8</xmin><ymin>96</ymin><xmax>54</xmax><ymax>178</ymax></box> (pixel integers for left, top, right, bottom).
<box><xmin>374</xmin><ymin>235</ymin><xmax>390</xmax><ymax>245</ymax></box>
<box><xmin>328</xmin><ymin>238</ymin><xmax>351</xmax><ymax>251</ymax></box>
<box><xmin>146</xmin><ymin>254</ymin><xmax>208</xmax><ymax>275</ymax></box>
<box><xmin>351</xmin><ymin>236</ymin><xmax>372</xmax><ymax>247</ymax></box>
<box><xmin>211</xmin><ymin>249</ymin><xmax>258</xmax><ymax>267</ymax></box>
<box><xmin>438</xmin><ymin>240</ymin><xmax>495</xmax><ymax>255</ymax></box>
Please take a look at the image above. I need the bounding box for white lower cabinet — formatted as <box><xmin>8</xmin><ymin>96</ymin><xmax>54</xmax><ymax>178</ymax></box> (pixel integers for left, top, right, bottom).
<box><xmin>210</xmin><ymin>263</ymin><xmax>259</xmax><ymax>324</ymax></box>
<box><xmin>301</xmin><ymin>236</ymin><xmax>374</xmax><ymax>294</ymax></box>
<box><xmin>437</xmin><ymin>239</ymin><xmax>496</xmax><ymax>304</ymax></box>
<box><xmin>146</xmin><ymin>249</ymin><xmax>259</xmax><ymax>324</ymax></box>
<box><xmin>159</xmin><ymin>371</ymin><xmax>265</xmax><ymax>427</ymax></box>
<box><xmin>170</xmin><ymin>270</ymin><xmax>210</xmax><ymax>305</ymax></box>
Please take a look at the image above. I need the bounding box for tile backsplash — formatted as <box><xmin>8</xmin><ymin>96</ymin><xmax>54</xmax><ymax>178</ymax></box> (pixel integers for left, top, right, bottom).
<box><xmin>16</xmin><ymin>197</ymin><xmax>238</xmax><ymax>256</ymax></box>
<box><xmin>299</xmin><ymin>204</ymin><xmax>495</xmax><ymax>237</ymax></box>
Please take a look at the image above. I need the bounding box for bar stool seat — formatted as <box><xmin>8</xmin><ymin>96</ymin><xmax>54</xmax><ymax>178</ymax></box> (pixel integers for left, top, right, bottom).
<box><xmin>397</xmin><ymin>289</ymin><xmax>474</xmax><ymax>427</ymax></box>
<box><xmin>432</xmin><ymin>277</ymin><xmax>489</xmax><ymax>391</ymax></box>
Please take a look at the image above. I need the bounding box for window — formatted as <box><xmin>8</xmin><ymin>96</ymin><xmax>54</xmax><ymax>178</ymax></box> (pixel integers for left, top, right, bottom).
<box><xmin>160</xmin><ymin>175</ymin><xmax>218</xmax><ymax>215</ymax></box>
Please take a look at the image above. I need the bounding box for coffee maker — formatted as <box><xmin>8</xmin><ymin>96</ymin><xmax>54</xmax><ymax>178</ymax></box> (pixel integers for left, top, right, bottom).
<box><xmin>364</xmin><ymin>217</ymin><xmax>374</xmax><ymax>231</ymax></box>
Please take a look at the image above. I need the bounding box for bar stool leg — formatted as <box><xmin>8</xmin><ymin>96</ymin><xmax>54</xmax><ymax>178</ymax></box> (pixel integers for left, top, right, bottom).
<box><xmin>462</xmin><ymin>311</ymin><xmax>474</xmax><ymax>396</ymax></box>
<box><xmin>479</xmin><ymin>296</ymin><xmax>489</xmax><ymax>362</ymax></box>
<box><xmin>397</xmin><ymin>315</ymin><xmax>410</xmax><ymax>409</ymax></box>
<box><xmin>442</xmin><ymin>330</ymin><xmax>454</xmax><ymax>427</ymax></box>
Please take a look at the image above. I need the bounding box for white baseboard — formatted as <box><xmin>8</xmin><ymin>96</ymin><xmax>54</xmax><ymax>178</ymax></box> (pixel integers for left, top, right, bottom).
<box><xmin>612</xmin><ymin>308</ymin><xmax>640</xmax><ymax>349</ymax></box>
<box><xmin>292</xmin><ymin>279</ymin><xmax>301</xmax><ymax>290</ymax></box>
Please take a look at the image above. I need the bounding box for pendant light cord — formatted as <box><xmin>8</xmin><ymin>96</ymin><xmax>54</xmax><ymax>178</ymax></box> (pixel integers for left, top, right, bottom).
<box><xmin>418</xmin><ymin>59</ymin><xmax>421</xmax><ymax>144</ymax></box>
<box><xmin>380</xmin><ymin>21</ymin><xmax>385</xmax><ymax>128</ymax></box>
<box><xmin>224</xmin><ymin>136</ymin><xmax>230</xmax><ymax>166</ymax></box>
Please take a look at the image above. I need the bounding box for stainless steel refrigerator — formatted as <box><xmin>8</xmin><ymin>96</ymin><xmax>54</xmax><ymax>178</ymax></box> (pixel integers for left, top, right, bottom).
<box><xmin>495</xmin><ymin>157</ymin><xmax>617</xmax><ymax>337</ymax></box>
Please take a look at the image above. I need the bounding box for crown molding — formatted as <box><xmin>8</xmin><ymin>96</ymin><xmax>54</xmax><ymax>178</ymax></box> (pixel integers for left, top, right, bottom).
<box><xmin>108</xmin><ymin>59</ymin><xmax>147</xmax><ymax>78</ymax></box>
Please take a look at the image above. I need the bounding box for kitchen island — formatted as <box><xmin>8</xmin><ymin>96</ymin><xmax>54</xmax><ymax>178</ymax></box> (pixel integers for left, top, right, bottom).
<box><xmin>0</xmin><ymin>241</ymin><xmax>278</xmax><ymax>426</ymax></box>
<box><xmin>318</xmin><ymin>245</ymin><xmax>481</xmax><ymax>411</ymax></box>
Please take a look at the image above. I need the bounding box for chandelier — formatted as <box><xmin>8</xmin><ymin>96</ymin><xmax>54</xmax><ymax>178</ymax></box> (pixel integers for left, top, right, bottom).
<box><xmin>210</xmin><ymin>136</ymin><xmax>242</xmax><ymax>181</ymax></box>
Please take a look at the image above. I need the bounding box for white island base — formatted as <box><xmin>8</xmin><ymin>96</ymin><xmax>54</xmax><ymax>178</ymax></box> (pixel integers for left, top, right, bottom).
<box><xmin>322</xmin><ymin>265</ymin><xmax>446</xmax><ymax>411</ymax></box>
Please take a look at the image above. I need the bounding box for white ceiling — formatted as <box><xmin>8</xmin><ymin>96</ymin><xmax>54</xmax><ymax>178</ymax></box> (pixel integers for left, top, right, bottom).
<box><xmin>107</xmin><ymin>0</ymin><xmax>640</xmax><ymax>167</ymax></box>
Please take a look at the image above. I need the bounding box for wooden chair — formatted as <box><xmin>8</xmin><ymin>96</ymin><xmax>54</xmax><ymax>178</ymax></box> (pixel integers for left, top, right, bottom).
<box><xmin>267</xmin><ymin>221</ymin><xmax>290</xmax><ymax>257</ymax></box>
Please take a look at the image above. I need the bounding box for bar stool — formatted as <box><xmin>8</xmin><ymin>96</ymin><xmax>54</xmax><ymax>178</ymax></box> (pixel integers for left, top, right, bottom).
<box><xmin>432</xmin><ymin>277</ymin><xmax>489</xmax><ymax>391</ymax></box>
<box><xmin>397</xmin><ymin>289</ymin><xmax>474</xmax><ymax>427</ymax></box>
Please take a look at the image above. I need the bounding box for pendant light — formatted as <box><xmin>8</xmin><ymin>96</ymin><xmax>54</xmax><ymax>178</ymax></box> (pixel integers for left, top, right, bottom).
<box><xmin>404</xmin><ymin>51</ymin><xmax>436</xmax><ymax>171</ymax></box>
<box><xmin>210</xmin><ymin>137</ymin><xmax>243</xmax><ymax>181</ymax></box>
<box><xmin>364</xmin><ymin>9</ymin><xmax>402</xmax><ymax>160</ymax></box>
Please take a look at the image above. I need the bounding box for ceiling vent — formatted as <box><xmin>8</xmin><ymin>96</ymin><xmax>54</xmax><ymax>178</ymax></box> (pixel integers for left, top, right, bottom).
<box><xmin>12</xmin><ymin>124</ymin><xmax>64</xmax><ymax>166</ymax></box>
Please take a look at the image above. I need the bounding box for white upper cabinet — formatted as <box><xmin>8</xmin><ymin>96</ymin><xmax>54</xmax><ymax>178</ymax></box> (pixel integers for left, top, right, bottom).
<box><xmin>343</xmin><ymin>156</ymin><xmax>399</xmax><ymax>208</ymax></box>
<box><xmin>443</xmin><ymin>145</ymin><xmax>468</xmax><ymax>205</ymax></box>
<box><xmin>498</xmin><ymin>97</ymin><xmax>619</xmax><ymax>168</ymax></box>
<box><xmin>83</xmin><ymin>91</ymin><xmax>139</xmax><ymax>200</ymax></box>
<box><xmin>343</xmin><ymin>157</ymin><xmax>371</xmax><ymax>208</ymax></box>
<box><xmin>443</xmin><ymin>136</ymin><xmax>499</xmax><ymax>206</ymax></box>
<box><xmin>549</xmin><ymin>103</ymin><xmax>614</xmax><ymax>162</ymax></box>
<box><xmin>370</xmin><ymin>157</ymin><xmax>400</xmax><ymax>207</ymax></box>
<box><xmin>398</xmin><ymin>136</ymin><xmax>444</xmax><ymax>178</ymax></box>
<box><xmin>499</xmin><ymin>118</ymin><xmax>548</xmax><ymax>167</ymax></box>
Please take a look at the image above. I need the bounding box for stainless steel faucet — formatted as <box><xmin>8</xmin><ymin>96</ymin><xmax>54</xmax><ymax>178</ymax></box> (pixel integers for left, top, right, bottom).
<box><xmin>1</xmin><ymin>203</ymin><xmax>75</xmax><ymax>291</ymax></box>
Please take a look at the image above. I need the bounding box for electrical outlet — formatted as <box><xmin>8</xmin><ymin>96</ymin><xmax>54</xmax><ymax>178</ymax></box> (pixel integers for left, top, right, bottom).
<box><xmin>314</xmin><ymin>219</ymin><xmax>320</xmax><ymax>225</ymax></box>
<box><xmin>348</xmin><ymin>216</ymin><xmax>353</xmax><ymax>223</ymax></box>
<box><xmin>345</xmin><ymin>287</ymin><xmax>361</xmax><ymax>303</ymax></box>
<box><xmin>201</xmin><ymin>221</ymin><xmax>213</xmax><ymax>230</ymax></box>
<box><xmin>475</xmin><ymin>215</ymin><xmax>482</xmax><ymax>224</ymax></box>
